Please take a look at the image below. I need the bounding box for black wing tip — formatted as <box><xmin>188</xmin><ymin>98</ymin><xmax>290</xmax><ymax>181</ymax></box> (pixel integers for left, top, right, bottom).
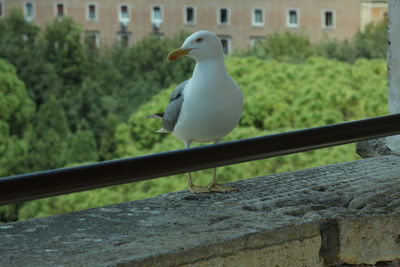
<box><xmin>145</xmin><ymin>113</ymin><xmax>164</xmax><ymax>119</ymax></box>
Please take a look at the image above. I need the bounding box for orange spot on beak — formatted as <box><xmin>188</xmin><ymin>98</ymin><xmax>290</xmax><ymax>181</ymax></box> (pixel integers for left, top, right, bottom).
<box><xmin>167</xmin><ymin>48</ymin><xmax>191</xmax><ymax>61</ymax></box>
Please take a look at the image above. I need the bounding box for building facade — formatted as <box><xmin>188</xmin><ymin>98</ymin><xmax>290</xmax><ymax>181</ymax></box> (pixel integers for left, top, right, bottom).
<box><xmin>0</xmin><ymin>0</ymin><xmax>387</xmax><ymax>53</ymax></box>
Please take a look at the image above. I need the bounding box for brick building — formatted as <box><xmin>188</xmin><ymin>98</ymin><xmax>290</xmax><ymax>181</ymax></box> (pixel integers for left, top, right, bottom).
<box><xmin>0</xmin><ymin>0</ymin><xmax>387</xmax><ymax>53</ymax></box>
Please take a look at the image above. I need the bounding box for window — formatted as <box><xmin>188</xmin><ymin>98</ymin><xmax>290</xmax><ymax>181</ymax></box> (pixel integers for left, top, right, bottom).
<box><xmin>218</xmin><ymin>7</ymin><xmax>230</xmax><ymax>25</ymax></box>
<box><xmin>322</xmin><ymin>10</ymin><xmax>335</xmax><ymax>29</ymax></box>
<box><xmin>117</xmin><ymin>32</ymin><xmax>132</xmax><ymax>47</ymax></box>
<box><xmin>287</xmin><ymin>8</ymin><xmax>299</xmax><ymax>28</ymax></box>
<box><xmin>252</xmin><ymin>8</ymin><xmax>264</xmax><ymax>27</ymax></box>
<box><xmin>0</xmin><ymin>0</ymin><xmax>4</xmax><ymax>18</ymax></box>
<box><xmin>120</xmin><ymin>5</ymin><xmax>129</xmax><ymax>19</ymax></box>
<box><xmin>118</xmin><ymin>4</ymin><xmax>130</xmax><ymax>28</ymax></box>
<box><xmin>184</xmin><ymin>6</ymin><xmax>196</xmax><ymax>25</ymax></box>
<box><xmin>24</xmin><ymin>2</ymin><xmax>35</xmax><ymax>22</ymax></box>
<box><xmin>86</xmin><ymin>3</ymin><xmax>99</xmax><ymax>21</ymax></box>
<box><xmin>54</xmin><ymin>2</ymin><xmax>66</xmax><ymax>18</ymax></box>
<box><xmin>85</xmin><ymin>31</ymin><xmax>100</xmax><ymax>49</ymax></box>
<box><xmin>218</xmin><ymin>36</ymin><xmax>231</xmax><ymax>54</ymax></box>
<box><xmin>250</xmin><ymin>36</ymin><xmax>265</xmax><ymax>50</ymax></box>
<box><xmin>151</xmin><ymin>5</ymin><xmax>163</xmax><ymax>25</ymax></box>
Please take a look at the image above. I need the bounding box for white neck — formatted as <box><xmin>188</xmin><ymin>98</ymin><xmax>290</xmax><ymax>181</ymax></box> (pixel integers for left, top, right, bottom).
<box><xmin>192</xmin><ymin>57</ymin><xmax>227</xmax><ymax>79</ymax></box>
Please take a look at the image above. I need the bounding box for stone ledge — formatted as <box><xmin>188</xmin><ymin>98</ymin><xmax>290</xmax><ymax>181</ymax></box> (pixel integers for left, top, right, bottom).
<box><xmin>1</xmin><ymin>155</ymin><xmax>400</xmax><ymax>267</ymax></box>
<box><xmin>357</xmin><ymin>137</ymin><xmax>400</xmax><ymax>158</ymax></box>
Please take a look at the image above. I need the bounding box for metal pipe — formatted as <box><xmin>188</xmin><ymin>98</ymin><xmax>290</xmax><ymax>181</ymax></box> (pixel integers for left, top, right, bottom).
<box><xmin>1</xmin><ymin>113</ymin><xmax>400</xmax><ymax>206</ymax></box>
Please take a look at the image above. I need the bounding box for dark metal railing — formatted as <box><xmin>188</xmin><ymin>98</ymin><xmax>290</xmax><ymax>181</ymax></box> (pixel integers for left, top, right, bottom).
<box><xmin>1</xmin><ymin>113</ymin><xmax>400</xmax><ymax>206</ymax></box>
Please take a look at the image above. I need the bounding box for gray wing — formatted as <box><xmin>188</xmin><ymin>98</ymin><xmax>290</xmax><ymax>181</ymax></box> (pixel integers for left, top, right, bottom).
<box><xmin>163</xmin><ymin>80</ymin><xmax>189</xmax><ymax>132</ymax></box>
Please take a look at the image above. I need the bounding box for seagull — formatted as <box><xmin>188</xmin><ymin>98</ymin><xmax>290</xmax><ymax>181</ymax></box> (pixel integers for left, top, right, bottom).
<box><xmin>147</xmin><ymin>30</ymin><xmax>243</xmax><ymax>193</ymax></box>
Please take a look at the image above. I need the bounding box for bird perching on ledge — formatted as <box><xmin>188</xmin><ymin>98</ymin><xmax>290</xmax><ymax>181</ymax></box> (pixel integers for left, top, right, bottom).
<box><xmin>146</xmin><ymin>31</ymin><xmax>243</xmax><ymax>193</ymax></box>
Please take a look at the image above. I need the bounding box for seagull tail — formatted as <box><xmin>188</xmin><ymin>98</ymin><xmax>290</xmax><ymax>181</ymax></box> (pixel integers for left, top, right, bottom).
<box><xmin>156</xmin><ymin>128</ymin><xmax>169</xmax><ymax>134</ymax></box>
<box><xmin>145</xmin><ymin>113</ymin><xmax>164</xmax><ymax>120</ymax></box>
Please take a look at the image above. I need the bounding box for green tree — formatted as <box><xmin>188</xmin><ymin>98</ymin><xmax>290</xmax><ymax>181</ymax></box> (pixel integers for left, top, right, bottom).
<box><xmin>42</xmin><ymin>17</ymin><xmax>86</xmax><ymax>85</ymax></box>
<box><xmin>253</xmin><ymin>31</ymin><xmax>314</xmax><ymax>63</ymax></box>
<box><xmin>249</xmin><ymin>19</ymin><xmax>387</xmax><ymax>64</ymax></box>
<box><xmin>0</xmin><ymin>58</ymin><xmax>33</xmax><ymax>176</ymax></box>
<box><xmin>0</xmin><ymin>121</ymin><xmax>8</xmax><ymax>157</ymax></box>
<box><xmin>0</xmin><ymin>8</ymin><xmax>61</xmax><ymax>106</ymax></box>
<box><xmin>41</xmin><ymin>17</ymin><xmax>89</xmax><ymax>131</ymax></box>
<box><xmin>27</xmin><ymin>98</ymin><xmax>70</xmax><ymax>171</ymax></box>
<box><xmin>73</xmin><ymin>53</ymin><xmax>128</xmax><ymax>137</ymax></box>
<box><xmin>8</xmin><ymin>51</ymin><xmax>389</xmax><ymax>222</ymax></box>
<box><xmin>316</xmin><ymin>18</ymin><xmax>387</xmax><ymax>63</ymax></box>
<box><xmin>0</xmin><ymin>58</ymin><xmax>34</xmax><ymax>135</ymax></box>
<box><xmin>108</xmin><ymin>32</ymin><xmax>194</xmax><ymax>118</ymax></box>
<box><xmin>99</xmin><ymin>113</ymin><xmax>120</xmax><ymax>160</ymax></box>
<box><xmin>75</xmin><ymin>32</ymin><xmax>196</xmax><ymax>155</ymax></box>
<box><xmin>316</xmin><ymin>39</ymin><xmax>357</xmax><ymax>63</ymax></box>
<box><xmin>0</xmin><ymin>58</ymin><xmax>34</xmax><ymax>223</ymax></box>
<box><xmin>0</xmin><ymin>137</ymin><xmax>29</xmax><ymax>176</ymax></box>
<box><xmin>354</xmin><ymin>18</ymin><xmax>387</xmax><ymax>59</ymax></box>
<box><xmin>114</xmin><ymin>123</ymin><xmax>136</xmax><ymax>158</ymax></box>
<box><xmin>66</xmin><ymin>129</ymin><xmax>98</xmax><ymax>164</ymax></box>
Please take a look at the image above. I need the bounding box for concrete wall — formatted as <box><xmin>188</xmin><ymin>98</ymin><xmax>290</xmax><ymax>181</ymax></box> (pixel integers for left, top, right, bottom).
<box><xmin>361</xmin><ymin>0</ymin><xmax>388</xmax><ymax>29</ymax></box>
<box><xmin>1</xmin><ymin>155</ymin><xmax>399</xmax><ymax>266</ymax></box>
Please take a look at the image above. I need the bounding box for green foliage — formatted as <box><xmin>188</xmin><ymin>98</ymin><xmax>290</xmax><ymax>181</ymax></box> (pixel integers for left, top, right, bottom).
<box><xmin>253</xmin><ymin>32</ymin><xmax>314</xmax><ymax>63</ymax></box>
<box><xmin>106</xmin><ymin>32</ymin><xmax>194</xmax><ymax>120</ymax></box>
<box><xmin>250</xmin><ymin>19</ymin><xmax>387</xmax><ymax>64</ymax></box>
<box><xmin>354</xmin><ymin>18</ymin><xmax>387</xmax><ymax>59</ymax></box>
<box><xmin>0</xmin><ymin>58</ymin><xmax>34</xmax><ymax>134</ymax></box>
<box><xmin>316</xmin><ymin>18</ymin><xmax>387</xmax><ymax>63</ymax></box>
<box><xmin>0</xmin><ymin>121</ymin><xmax>8</xmax><ymax>154</ymax></box>
<box><xmin>0</xmin><ymin>203</ymin><xmax>21</xmax><ymax>223</ymax></box>
<box><xmin>121</xmin><ymin>88</ymin><xmax>172</xmax><ymax>153</ymax></box>
<box><xmin>27</xmin><ymin>98</ymin><xmax>70</xmax><ymax>171</ymax></box>
<box><xmin>0</xmin><ymin>8</ymin><xmax>61</xmax><ymax>105</ymax></box>
<box><xmin>99</xmin><ymin>114</ymin><xmax>120</xmax><ymax>160</ymax></box>
<box><xmin>42</xmin><ymin>17</ymin><xmax>86</xmax><ymax>85</ymax></box>
<box><xmin>119</xmin><ymin>56</ymin><xmax>386</xmax><ymax>196</ymax></box>
<box><xmin>0</xmin><ymin>59</ymin><xmax>35</xmax><ymax>222</ymax></box>
<box><xmin>114</xmin><ymin>123</ymin><xmax>137</xmax><ymax>158</ymax></box>
<box><xmin>0</xmin><ymin>8</ymin><xmax>38</xmax><ymax>47</ymax></box>
<box><xmin>227</xmin><ymin>57</ymin><xmax>387</xmax><ymax>130</ymax></box>
<box><xmin>0</xmin><ymin>137</ymin><xmax>29</xmax><ymax>177</ymax></box>
<box><xmin>16</xmin><ymin>57</ymin><xmax>388</xmax><ymax>221</ymax></box>
<box><xmin>0</xmin><ymin>59</ymin><xmax>33</xmax><ymax>177</ymax></box>
<box><xmin>0</xmin><ymin>11</ymin><xmax>389</xmax><ymax>222</ymax></box>
<box><xmin>316</xmin><ymin>39</ymin><xmax>358</xmax><ymax>63</ymax></box>
<box><xmin>67</xmin><ymin>130</ymin><xmax>98</xmax><ymax>164</ymax></box>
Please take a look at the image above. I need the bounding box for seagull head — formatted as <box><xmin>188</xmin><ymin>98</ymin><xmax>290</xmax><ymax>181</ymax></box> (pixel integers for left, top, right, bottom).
<box><xmin>168</xmin><ymin>31</ymin><xmax>223</xmax><ymax>62</ymax></box>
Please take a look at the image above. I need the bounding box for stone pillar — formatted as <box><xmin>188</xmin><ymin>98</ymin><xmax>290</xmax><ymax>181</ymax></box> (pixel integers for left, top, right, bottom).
<box><xmin>387</xmin><ymin>0</ymin><xmax>400</xmax><ymax>152</ymax></box>
<box><xmin>357</xmin><ymin>0</ymin><xmax>400</xmax><ymax>157</ymax></box>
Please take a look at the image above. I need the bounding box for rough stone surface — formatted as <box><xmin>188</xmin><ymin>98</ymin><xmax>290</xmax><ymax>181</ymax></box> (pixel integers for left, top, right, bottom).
<box><xmin>356</xmin><ymin>138</ymin><xmax>398</xmax><ymax>158</ymax></box>
<box><xmin>1</xmin><ymin>155</ymin><xmax>400</xmax><ymax>267</ymax></box>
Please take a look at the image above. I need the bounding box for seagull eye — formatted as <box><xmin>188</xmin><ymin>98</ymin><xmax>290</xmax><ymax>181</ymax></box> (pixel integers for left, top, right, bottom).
<box><xmin>195</xmin><ymin>37</ymin><xmax>204</xmax><ymax>43</ymax></box>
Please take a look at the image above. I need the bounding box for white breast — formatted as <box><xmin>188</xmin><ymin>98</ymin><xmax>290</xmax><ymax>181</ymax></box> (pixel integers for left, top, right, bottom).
<box><xmin>173</xmin><ymin>73</ymin><xmax>243</xmax><ymax>143</ymax></box>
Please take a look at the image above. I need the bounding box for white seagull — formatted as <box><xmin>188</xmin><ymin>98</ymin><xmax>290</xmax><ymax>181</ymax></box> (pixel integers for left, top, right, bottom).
<box><xmin>147</xmin><ymin>30</ymin><xmax>243</xmax><ymax>193</ymax></box>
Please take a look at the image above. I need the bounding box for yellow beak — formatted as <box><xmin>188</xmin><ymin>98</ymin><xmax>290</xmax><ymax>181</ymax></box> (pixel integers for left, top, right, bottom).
<box><xmin>167</xmin><ymin>48</ymin><xmax>192</xmax><ymax>61</ymax></box>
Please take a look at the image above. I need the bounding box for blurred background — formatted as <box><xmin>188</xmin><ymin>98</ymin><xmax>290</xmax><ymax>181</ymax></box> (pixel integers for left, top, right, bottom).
<box><xmin>0</xmin><ymin>0</ymin><xmax>388</xmax><ymax>222</ymax></box>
